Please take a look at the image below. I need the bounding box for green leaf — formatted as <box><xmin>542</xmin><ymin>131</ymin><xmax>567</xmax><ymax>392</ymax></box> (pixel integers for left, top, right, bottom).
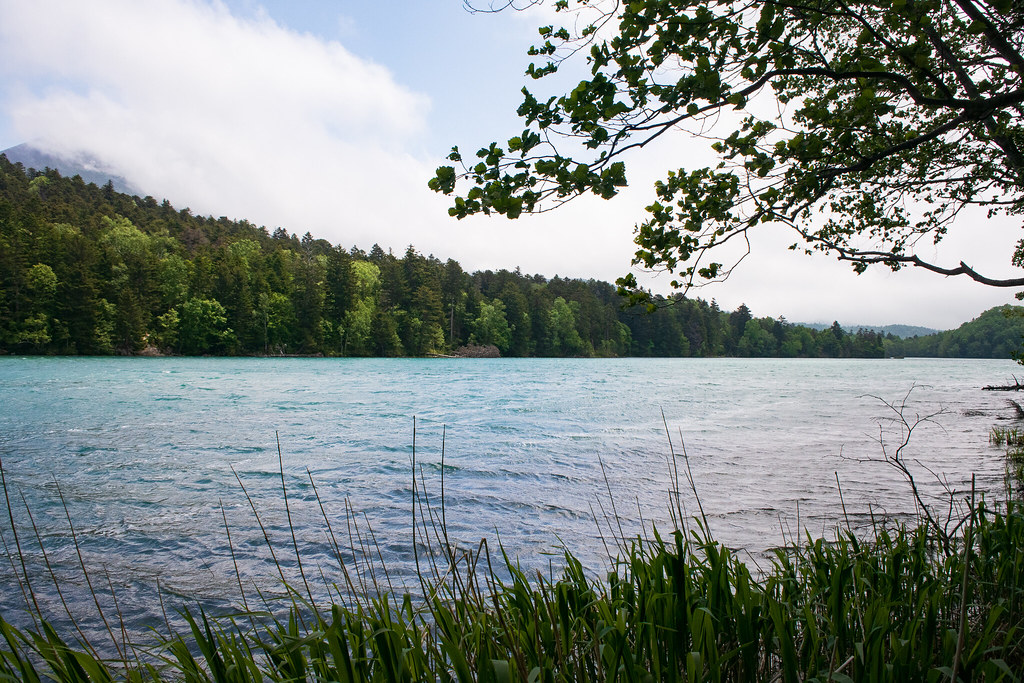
<box><xmin>428</xmin><ymin>166</ymin><xmax>457</xmax><ymax>194</ymax></box>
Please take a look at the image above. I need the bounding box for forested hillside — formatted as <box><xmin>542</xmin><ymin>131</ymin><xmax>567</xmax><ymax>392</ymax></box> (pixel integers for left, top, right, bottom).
<box><xmin>884</xmin><ymin>306</ymin><xmax>1024</xmax><ymax>359</ymax></box>
<box><xmin>0</xmin><ymin>154</ymin><xmax>910</xmax><ymax>358</ymax></box>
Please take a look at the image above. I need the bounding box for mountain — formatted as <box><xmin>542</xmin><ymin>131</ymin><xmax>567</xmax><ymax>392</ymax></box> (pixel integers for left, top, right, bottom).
<box><xmin>1</xmin><ymin>143</ymin><xmax>140</xmax><ymax>196</ymax></box>
<box><xmin>796</xmin><ymin>322</ymin><xmax>942</xmax><ymax>338</ymax></box>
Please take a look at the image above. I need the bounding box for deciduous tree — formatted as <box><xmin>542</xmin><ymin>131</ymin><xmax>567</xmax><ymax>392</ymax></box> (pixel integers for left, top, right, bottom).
<box><xmin>432</xmin><ymin>0</ymin><xmax>1024</xmax><ymax>300</ymax></box>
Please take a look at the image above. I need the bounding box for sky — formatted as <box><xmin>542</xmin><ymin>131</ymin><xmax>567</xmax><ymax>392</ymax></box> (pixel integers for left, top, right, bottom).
<box><xmin>0</xmin><ymin>0</ymin><xmax>1020</xmax><ymax>329</ymax></box>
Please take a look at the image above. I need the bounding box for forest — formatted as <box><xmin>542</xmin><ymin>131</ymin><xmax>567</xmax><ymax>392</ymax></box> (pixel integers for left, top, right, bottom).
<box><xmin>884</xmin><ymin>306</ymin><xmax>1024</xmax><ymax>360</ymax></box>
<box><xmin>0</xmin><ymin>154</ymin><xmax>1004</xmax><ymax>359</ymax></box>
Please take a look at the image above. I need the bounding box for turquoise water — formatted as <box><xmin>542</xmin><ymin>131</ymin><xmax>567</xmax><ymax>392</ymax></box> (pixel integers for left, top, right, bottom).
<box><xmin>0</xmin><ymin>356</ymin><xmax>1018</xmax><ymax>636</ymax></box>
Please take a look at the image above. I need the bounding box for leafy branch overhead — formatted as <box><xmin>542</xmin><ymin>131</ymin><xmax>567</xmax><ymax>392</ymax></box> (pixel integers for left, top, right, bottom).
<box><xmin>430</xmin><ymin>0</ymin><xmax>1024</xmax><ymax>299</ymax></box>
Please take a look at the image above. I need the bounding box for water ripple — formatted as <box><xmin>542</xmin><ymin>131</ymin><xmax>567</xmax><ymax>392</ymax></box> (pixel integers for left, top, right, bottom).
<box><xmin>0</xmin><ymin>356</ymin><xmax>1017</xmax><ymax>637</ymax></box>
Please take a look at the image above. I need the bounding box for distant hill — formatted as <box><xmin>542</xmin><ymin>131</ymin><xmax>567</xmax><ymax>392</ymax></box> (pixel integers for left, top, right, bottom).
<box><xmin>796</xmin><ymin>322</ymin><xmax>942</xmax><ymax>338</ymax></box>
<box><xmin>1</xmin><ymin>143</ymin><xmax>140</xmax><ymax>196</ymax></box>
<box><xmin>883</xmin><ymin>306</ymin><xmax>1024</xmax><ymax>358</ymax></box>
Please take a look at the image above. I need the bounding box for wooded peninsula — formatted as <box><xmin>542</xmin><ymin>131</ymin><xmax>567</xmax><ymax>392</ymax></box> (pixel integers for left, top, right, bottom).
<box><xmin>1</xmin><ymin>155</ymin><xmax>1020</xmax><ymax>359</ymax></box>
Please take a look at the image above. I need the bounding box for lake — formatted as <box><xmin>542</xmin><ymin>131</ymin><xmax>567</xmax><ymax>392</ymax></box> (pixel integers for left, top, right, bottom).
<box><xmin>0</xmin><ymin>356</ymin><xmax>1019</xmax><ymax>637</ymax></box>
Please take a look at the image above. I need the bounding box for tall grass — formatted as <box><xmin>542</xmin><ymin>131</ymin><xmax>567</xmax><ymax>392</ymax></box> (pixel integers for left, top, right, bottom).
<box><xmin>1</xmin><ymin>427</ymin><xmax>1023</xmax><ymax>682</ymax></box>
<box><xmin>991</xmin><ymin>426</ymin><xmax>1024</xmax><ymax>448</ymax></box>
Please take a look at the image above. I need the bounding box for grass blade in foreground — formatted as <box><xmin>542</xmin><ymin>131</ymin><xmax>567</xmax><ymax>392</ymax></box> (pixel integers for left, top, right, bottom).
<box><xmin>0</xmin><ymin>438</ymin><xmax>1022</xmax><ymax>681</ymax></box>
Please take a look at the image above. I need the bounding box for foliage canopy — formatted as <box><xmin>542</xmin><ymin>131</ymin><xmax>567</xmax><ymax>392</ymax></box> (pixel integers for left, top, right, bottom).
<box><xmin>430</xmin><ymin>0</ymin><xmax>1024</xmax><ymax>299</ymax></box>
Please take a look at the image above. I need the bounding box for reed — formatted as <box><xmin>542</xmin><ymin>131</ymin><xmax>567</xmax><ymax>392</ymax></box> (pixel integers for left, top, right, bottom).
<box><xmin>1</xmin><ymin>432</ymin><xmax>1023</xmax><ymax>682</ymax></box>
<box><xmin>990</xmin><ymin>426</ymin><xmax>1024</xmax><ymax>448</ymax></box>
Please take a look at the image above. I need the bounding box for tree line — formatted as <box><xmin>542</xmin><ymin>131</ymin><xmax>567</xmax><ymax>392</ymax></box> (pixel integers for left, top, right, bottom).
<box><xmin>0</xmin><ymin>154</ymin><xmax>907</xmax><ymax>359</ymax></box>
<box><xmin>883</xmin><ymin>306</ymin><xmax>1024</xmax><ymax>360</ymax></box>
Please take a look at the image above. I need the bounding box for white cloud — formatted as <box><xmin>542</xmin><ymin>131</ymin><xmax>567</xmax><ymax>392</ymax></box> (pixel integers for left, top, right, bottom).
<box><xmin>0</xmin><ymin>0</ymin><xmax>432</xmax><ymax>241</ymax></box>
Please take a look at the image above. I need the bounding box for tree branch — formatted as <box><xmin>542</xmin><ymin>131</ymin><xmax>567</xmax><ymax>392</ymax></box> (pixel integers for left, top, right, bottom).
<box><xmin>831</xmin><ymin>246</ymin><xmax>1024</xmax><ymax>287</ymax></box>
<box><xmin>923</xmin><ymin>22</ymin><xmax>1024</xmax><ymax>172</ymax></box>
<box><xmin>952</xmin><ymin>0</ymin><xmax>1024</xmax><ymax>73</ymax></box>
